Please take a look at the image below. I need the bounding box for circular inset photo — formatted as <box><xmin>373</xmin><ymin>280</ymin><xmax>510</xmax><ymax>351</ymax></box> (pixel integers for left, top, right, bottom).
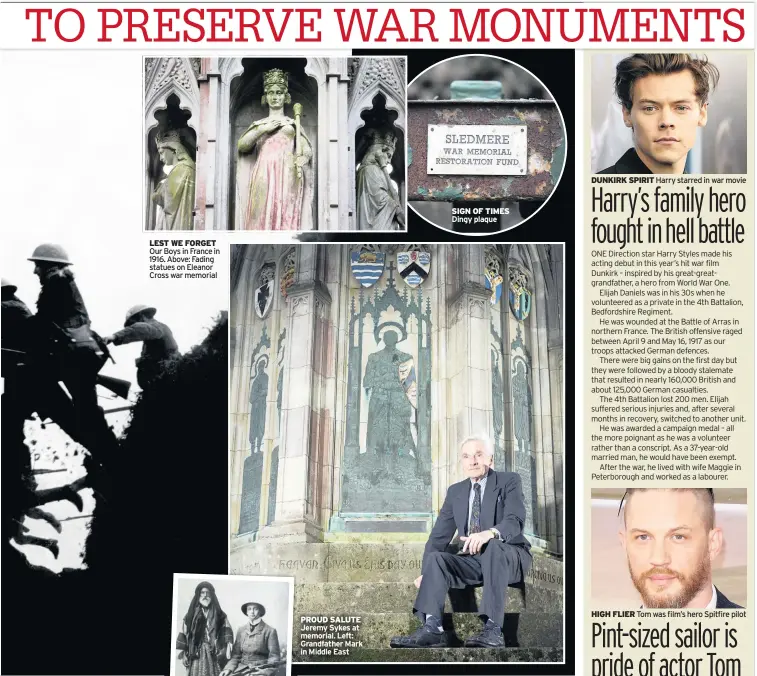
<box><xmin>408</xmin><ymin>54</ymin><xmax>567</xmax><ymax>235</ymax></box>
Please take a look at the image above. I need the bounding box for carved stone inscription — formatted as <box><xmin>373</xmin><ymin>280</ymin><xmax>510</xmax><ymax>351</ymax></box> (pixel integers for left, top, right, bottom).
<box><xmin>427</xmin><ymin>125</ymin><xmax>527</xmax><ymax>176</ymax></box>
<box><xmin>276</xmin><ymin>557</ymin><xmax>423</xmax><ymax>572</ymax></box>
<box><xmin>238</xmin><ymin>451</ymin><xmax>264</xmax><ymax>535</ymax></box>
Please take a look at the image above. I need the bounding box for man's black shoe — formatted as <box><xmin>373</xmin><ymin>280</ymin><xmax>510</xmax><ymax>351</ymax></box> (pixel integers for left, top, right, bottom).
<box><xmin>389</xmin><ymin>623</ymin><xmax>449</xmax><ymax>648</ymax></box>
<box><xmin>464</xmin><ymin>624</ymin><xmax>505</xmax><ymax>648</ymax></box>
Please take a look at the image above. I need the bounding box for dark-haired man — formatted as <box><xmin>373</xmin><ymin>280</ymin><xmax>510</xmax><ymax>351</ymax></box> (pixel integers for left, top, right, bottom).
<box><xmin>598</xmin><ymin>54</ymin><xmax>719</xmax><ymax>174</ymax></box>
<box><xmin>177</xmin><ymin>582</ymin><xmax>234</xmax><ymax>676</ymax></box>
<box><xmin>619</xmin><ymin>488</ymin><xmax>742</xmax><ymax>609</ymax></box>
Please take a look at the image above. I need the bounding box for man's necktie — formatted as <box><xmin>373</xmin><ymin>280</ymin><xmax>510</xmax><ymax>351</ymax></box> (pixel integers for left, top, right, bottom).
<box><xmin>470</xmin><ymin>483</ymin><xmax>482</xmax><ymax>534</ymax></box>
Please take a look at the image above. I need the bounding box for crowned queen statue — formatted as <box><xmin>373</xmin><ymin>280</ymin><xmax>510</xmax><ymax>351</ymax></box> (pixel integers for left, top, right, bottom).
<box><xmin>236</xmin><ymin>68</ymin><xmax>315</xmax><ymax>231</ymax></box>
<box><xmin>356</xmin><ymin>129</ymin><xmax>404</xmax><ymax>231</ymax></box>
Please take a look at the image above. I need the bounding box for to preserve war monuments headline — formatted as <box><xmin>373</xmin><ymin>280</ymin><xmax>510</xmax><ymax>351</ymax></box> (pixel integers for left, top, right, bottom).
<box><xmin>19</xmin><ymin>5</ymin><xmax>750</xmax><ymax>45</ymax></box>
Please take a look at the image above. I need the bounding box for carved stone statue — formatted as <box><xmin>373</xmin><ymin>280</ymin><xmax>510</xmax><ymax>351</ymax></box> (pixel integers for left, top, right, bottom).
<box><xmin>152</xmin><ymin>131</ymin><xmax>196</xmax><ymax>231</ymax></box>
<box><xmin>236</xmin><ymin>69</ymin><xmax>314</xmax><ymax>231</ymax></box>
<box><xmin>363</xmin><ymin>330</ymin><xmax>416</xmax><ymax>472</ymax></box>
<box><xmin>512</xmin><ymin>360</ymin><xmax>531</xmax><ymax>454</ymax></box>
<box><xmin>356</xmin><ymin>130</ymin><xmax>404</xmax><ymax>231</ymax></box>
<box><xmin>249</xmin><ymin>360</ymin><xmax>269</xmax><ymax>454</ymax></box>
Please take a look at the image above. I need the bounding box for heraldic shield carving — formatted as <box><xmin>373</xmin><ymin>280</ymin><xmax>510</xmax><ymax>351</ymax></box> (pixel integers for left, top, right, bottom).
<box><xmin>350</xmin><ymin>249</ymin><xmax>386</xmax><ymax>288</ymax></box>
<box><xmin>254</xmin><ymin>263</ymin><xmax>275</xmax><ymax>318</ymax></box>
<box><xmin>397</xmin><ymin>248</ymin><xmax>430</xmax><ymax>288</ymax></box>
<box><xmin>509</xmin><ymin>266</ymin><xmax>532</xmax><ymax>321</ymax></box>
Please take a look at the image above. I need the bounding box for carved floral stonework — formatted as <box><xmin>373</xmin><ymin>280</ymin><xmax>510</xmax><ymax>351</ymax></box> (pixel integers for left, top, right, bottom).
<box><xmin>314</xmin><ymin>298</ymin><xmax>327</xmax><ymax>319</ymax></box>
<box><xmin>485</xmin><ymin>246</ymin><xmax>503</xmax><ymax>277</ymax></box>
<box><xmin>353</xmin><ymin>58</ymin><xmax>405</xmax><ymax>102</ymax></box>
<box><xmin>508</xmin><ymin>264</ymin><xmax>533</xmax><ymax>322</ymax></box>
<box><xmin>469</xmin><ymin>298</ymin><xmax>485</xmax><ymax>319</ymax></box>
<box><xmin>280</xmin><ymin>248</ymin><xmax>296</xmax><ymax>297</ymax></box>
<box><xmin>291</xmin><ymin>296</ymin><xmax>309</xmax><ymax>316</ymax></box>
<box><xmin>452</xmin><ymin>300</ymin><xmax>464</xmax><ymax>326</ymax></box>
<box><xmin>147</xmin><ymin>57</ymin><xmax>196</xmax><ymax>95</ymax></box>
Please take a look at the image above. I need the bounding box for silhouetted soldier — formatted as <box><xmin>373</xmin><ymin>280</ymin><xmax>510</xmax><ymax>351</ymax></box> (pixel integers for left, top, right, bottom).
<box><xmin>2</xmin><ymin>277</ymin><xmax>84</xmax><ymax>560</ymax></box>
<box><xmin>1</xmin><ymin>277</ymin><xmax>32</xmax><ymax>380</ymax></box>
<box><xmin>26</xmin><ymin>244</ymin><xmax>118</xmax><ymax>467</ymax></box>
<box><xmin>103</xmin><ymin>304</ymin><xmax>179</xmax><ymax>389</ymax></box>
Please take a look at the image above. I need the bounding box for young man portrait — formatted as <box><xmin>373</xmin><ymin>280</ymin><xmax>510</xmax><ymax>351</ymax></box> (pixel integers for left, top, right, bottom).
<box><xmin>618</xmin><ymin>488</ymin><xmax>742</xmax><ymax>609</ymax></box>
<box><xmin>597</xmin><ymin>54</ymin><xmax>719</xmax><ymax>175</ymax></box>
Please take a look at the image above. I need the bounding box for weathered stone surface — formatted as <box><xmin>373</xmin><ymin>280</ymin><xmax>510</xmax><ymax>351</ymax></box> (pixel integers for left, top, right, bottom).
<box><xmin>293</xmin><ymin>581</ymin><xmax>561</xmax><ymax>614</ymax></box>
<box><xmin>298</xmin><ymin>646</ymin><xmax>564</xmax><ymax>662</ymax></box>
<box><xmin>230</xmin><ymin>542</ymin><xmax>563</xmax><ymax>589</ymax></box>
<box><xmin>294</xmin><ymin>611</ymin><xmax>562</xmax><ymax>651</ymax></box>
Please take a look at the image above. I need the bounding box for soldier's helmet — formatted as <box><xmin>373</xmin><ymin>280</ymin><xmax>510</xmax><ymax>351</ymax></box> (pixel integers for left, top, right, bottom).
<box><xmin>125</xmin><ymin>304</ymin><xmax>157</xmax><ymax>325</ymax></box>
<box><xmin>1</xmin><ymin>278</ymin><xmax>18</xmax><ymax>294</ymax></box>
<box><xmin>28</xmin><ymin>243</ymin><xmax>72</xmax><ymax>265</ymax></box>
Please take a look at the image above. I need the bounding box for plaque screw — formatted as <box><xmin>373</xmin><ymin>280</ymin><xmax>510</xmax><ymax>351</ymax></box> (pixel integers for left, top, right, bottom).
<box><xmin>430</xmin><ymin>127</ymin><xmax>435</xmax><ymax>131</ymax></box>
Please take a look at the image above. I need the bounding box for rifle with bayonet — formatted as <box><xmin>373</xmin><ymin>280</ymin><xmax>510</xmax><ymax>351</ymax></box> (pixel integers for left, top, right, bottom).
<box><xmin>1</xmin><ymin>347</ymin><xmax>131</xmax><ymax>400</ymax></box>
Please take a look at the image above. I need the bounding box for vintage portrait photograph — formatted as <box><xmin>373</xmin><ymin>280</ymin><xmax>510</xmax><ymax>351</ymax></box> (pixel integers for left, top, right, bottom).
<box><xmin>171</xmin><ymin>574</ymin><xmax>294</xmax><ymax>676</ymax></box>
<box><xmin>591</xmin><ymin>488</ymin><xmax>747</xmax><ymax>609</ymax></box>
<box><xmin>229</xmin><ymin>243</ymin><xmax>565</xmax><ymax>662</ymax></box>
<box><xmin>144</xmin><ymin>56</ymin><xmax>407</xmax><ymax>232</ymax></box>
<box><xmin>590</xmin><ymin>52</ymin><xmax>749</xmax><ymax>174</ymax></box>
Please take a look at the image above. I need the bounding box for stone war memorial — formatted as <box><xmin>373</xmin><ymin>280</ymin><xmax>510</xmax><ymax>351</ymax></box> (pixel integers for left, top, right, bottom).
<box><xmin>229</xmin><ymin>243</ymin><xmax>564</xmax><ymax>662</ymax></box>
<box><xmin>144</xmin><ymin>57</ymin><xmax>407</xmax><ymax>231</ymax></box>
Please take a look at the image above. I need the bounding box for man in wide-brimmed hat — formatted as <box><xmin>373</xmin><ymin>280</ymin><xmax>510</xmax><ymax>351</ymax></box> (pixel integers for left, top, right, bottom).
<box><xmin>177</xmin><ymin>581</ymin><xmax>234</xmax><ymax>676</ymax></box>
<box><xmin>103</xmin><ymin>304</ymin><xmax>179</xmax><ymax>389</ymax></box>
<box><xmin>220</xmin><ymin>601</ymin><xmax>282</xmax><ymax>676</ymax></box>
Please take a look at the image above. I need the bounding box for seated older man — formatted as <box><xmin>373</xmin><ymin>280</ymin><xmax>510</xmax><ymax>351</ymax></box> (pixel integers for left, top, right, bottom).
<box><xmin>390</xmin><ymin>435</ymin><xmax>532</xmax><ymax>648</ymax></box>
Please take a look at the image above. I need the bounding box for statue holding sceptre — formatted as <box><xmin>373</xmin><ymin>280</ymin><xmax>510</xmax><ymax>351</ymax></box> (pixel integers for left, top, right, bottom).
<box><xmin>236</xmin><ymin>69</ymin><xmax>314</xmax><ymax>230</ymax></box>
<box><xmin>293</xmin><ymin>102</ymin><xmax>303</xmax><ymax>181</ymax></box>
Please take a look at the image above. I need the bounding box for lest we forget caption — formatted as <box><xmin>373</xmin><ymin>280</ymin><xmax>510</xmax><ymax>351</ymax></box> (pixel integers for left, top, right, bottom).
<box><xmin>149</xmin><ymin>239</ymin><xmax>219</xmax><ymax>280</ymax></box>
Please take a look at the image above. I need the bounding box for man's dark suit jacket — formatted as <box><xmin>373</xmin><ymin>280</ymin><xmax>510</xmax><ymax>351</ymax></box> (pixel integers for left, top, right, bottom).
<box><xmin>424</xmin><ymin>470</ymin><xmax>531</xmax><ymax>557</ymax></box>
<box><xmin>715</xmin><ymin>587</ymin><xmax>743</xmax><ymax>609</ymax></box>
<box><xmin>597</xmin><ymin>148</ymin><xmax>654</xmax><ymax>174</ymax></box>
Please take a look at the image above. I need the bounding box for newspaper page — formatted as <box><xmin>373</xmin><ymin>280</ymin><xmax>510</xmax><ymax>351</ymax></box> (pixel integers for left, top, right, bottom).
<box><xmin>585</xmin><ymin>48</ymin><xmax>755</xmax><ymax>676</ymax></box>
<box><xmin>0</xmin><ymin>3</ymin><xmax>753</xmax><ymax>676</ymax></box>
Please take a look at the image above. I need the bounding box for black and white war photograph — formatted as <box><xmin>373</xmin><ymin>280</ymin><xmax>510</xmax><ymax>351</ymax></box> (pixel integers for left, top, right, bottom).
<box><xmin>229</xmin><ymin>243</ymin><xmax>565</xmax><ymax>663</ymax></box>
<box><xmin>1</xmin><ymin>231</ymin><xmax>229</xmax><ymax>673</ymax></box>
<box><xmin>2</xmin><ymin>229</ymin><xmax>225</xmax><ymax>571</ymax></box>
<box><xmin>171</xmin><ymin>574</ymin><xmax>294</xmax><ymax>676</ymax></box>
<box><xmin>144</xmin><ymin>56</ymin><xmax>407</xmax><ymax>232</ymax></box>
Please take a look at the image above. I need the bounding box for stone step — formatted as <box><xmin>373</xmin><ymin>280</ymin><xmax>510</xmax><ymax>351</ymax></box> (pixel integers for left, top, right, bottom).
<box><xmin>293</xmin><ymin>611</ymin><xmax>563</xmax><ymax>652</ymax></box>
<box><xmin>296</xmin><ymin>646</ymin><xmax>564</xmax><ymax>662</ymax></box>
<box><xmin>294</xmin><ymin>581</ymin><xmax>561</xmax><ymax>614</ymax></box>
<box><xmin>231</xmin><ymin>541</ymin><xmax>563</xmax><ymax>591</ymax></box>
